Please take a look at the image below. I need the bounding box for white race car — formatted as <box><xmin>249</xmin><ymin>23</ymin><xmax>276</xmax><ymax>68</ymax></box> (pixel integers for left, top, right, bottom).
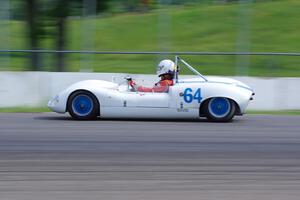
<box><xmin>48</xmin><ymin>56</ymin><xmax>254</xmax><ymax>122</ymax></box>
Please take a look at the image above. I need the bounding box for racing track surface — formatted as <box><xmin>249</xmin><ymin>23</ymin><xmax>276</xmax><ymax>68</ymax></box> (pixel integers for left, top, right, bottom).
<box><xmin>1</xmin><ymin>113</ymin><xmax>300</xmax><ymax>200</ymax></box>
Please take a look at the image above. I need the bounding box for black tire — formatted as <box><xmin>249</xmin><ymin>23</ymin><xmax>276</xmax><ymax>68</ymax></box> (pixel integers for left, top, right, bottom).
<box><xmin>205</xmin><ymin>97</ymin><xmax>236</xmax><ymax>122</ymax></box>
<box><xmin>67</xmin><ymin>91</ymin><xmax>99</xmax><ymax>120</ymax></box>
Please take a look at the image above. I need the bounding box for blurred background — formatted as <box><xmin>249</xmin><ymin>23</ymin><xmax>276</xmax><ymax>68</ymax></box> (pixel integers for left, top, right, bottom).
<box><xmin>0</xmin><ymin>0</ymin><xmax>300</xmax><ymax>76</ymax></box>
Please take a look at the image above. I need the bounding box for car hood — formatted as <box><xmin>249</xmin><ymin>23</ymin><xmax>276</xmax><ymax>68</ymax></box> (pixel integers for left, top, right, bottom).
<box><xmin>65</xmin><ymin>80</ymin><xmax>119</xmax><ymax>92</ymax></box>
<box><xmin>179</xmin><ymin>76</ymin><xmax>253</xmax><ymax>91</ymax></box>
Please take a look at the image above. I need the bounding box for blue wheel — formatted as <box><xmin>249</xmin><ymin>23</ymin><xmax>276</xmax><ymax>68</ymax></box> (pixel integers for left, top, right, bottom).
<box><xmin>72</xmin><ymin>95</ymin><xmax>93</xmax><ymax>116</ymax></box>
<box><xmin>206</xmin><ymin>97</ymin><xmax>236</xmax><ymax>122</ymax></box>
<box><xmin>68</xmin><ymin>91</ymin><xmax>99</xmax><ymax>120</ymax></box>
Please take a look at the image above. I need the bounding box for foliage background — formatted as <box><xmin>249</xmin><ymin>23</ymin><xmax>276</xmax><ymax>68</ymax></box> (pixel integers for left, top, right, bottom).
<box><xmin>0</xmin><ymin>0</ymin><xmax>300</xmax><ymax>76</ymax></box>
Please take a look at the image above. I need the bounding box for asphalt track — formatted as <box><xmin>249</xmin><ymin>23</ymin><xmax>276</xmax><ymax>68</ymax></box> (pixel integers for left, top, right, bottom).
<box><xmin>1</xmin><ymin>113</ymin><xmax>300</xmax><ymax>200</ymax></box>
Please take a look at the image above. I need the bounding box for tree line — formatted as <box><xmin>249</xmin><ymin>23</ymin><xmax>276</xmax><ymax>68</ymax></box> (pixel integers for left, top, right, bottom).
<box><xmin>23</xmin><ymin>0</ymin><xmax>110</xmax><ymax>71</ymax></box>
<box><xmin>17</xmin><ymin>0</ymin><xmax>257</xmax><ymax>71</ymax></box>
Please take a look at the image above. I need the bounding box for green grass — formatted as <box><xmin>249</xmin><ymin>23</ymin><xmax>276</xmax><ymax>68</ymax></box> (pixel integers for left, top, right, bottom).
<box><xmin>2</xmin><ymin>0</ymin><xmax>300</xmax><ymax>76</ymax></box>
<box><xmin>0</xmin><ymin>107</ymin><xmax>50</xmax><ymax>113</ymax></box>
<box><xmin>247</xmin><ymin>110</ymin><xmax>300</xmax><ymax>115</ymax></box>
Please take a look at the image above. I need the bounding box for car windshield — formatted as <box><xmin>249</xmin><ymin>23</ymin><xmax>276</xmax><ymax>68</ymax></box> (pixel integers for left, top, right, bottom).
<box><xmin>175</xmin><ymin>56</ymin><xmax>207</xmax><ymax>82</ymax></box>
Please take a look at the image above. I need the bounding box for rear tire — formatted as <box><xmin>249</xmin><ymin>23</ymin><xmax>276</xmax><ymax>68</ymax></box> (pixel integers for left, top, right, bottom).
<box><xmin>205</xmin><ymin>97</ymin><xmax>236</xmax><ymax>122</ymax></box>
<box><xmin>67</xmin><ymin>91</ymin><xmax>99</xmax><ymax>120</ymax></box>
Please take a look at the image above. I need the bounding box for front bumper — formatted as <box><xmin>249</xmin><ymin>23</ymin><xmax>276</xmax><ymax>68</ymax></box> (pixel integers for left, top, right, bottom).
<box><xmin>47</xmin><ymin>95</ymin><xmax>66</xmax><ymax>113</ymax></box>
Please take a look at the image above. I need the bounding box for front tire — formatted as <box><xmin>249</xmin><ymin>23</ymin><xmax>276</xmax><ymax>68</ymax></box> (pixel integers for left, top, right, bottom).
<box><xmin>205</xmin><ymin>97</ymin><xmax>236</xmax><ymax>122</ymax></box>
<box><xmin>67</xmin><ymin>91</ymin><xmax>99</xmax><ymax>120</ymax></box>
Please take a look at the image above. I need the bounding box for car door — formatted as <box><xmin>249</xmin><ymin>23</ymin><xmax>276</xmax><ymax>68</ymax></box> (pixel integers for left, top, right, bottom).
<box><xmin>176</xmin><ymin>82</ymin><xmax>204</xmax><ymax>109</ymax></box>
<box><xmin>135</xmin><ymin>91</ymin><xmax>170</xmax><ymax>108</ymax></box>
<box><xmin>119</xmin><ymin>83</ymin><xmax>172</xmax><ymax>108</ymax></box>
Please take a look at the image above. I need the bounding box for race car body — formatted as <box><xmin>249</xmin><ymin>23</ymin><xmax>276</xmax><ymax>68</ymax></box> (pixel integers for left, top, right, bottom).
<box><xmin>48</xmin><ymin>56</ymin><xmax>254</xmax><ymax>122</ymax></box>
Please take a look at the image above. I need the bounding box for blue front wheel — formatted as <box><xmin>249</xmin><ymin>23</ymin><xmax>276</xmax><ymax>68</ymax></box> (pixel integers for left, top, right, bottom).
<box><xmin>206</xmin><ymin>97</ymin><xmax>236</xmax><ymax>122</ymax></box>
<box><xmin>67</xmin><ymin>91</ymin><xmax>99</xmax><ymax>120</ymax></box>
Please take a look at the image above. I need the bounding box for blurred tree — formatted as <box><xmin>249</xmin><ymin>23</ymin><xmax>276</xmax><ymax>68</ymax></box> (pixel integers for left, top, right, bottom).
<box><xmin>70</xmin><ymin>0</ymin><xmax>109</xmax><ymax>16</ymax></box>
<box><xmin>23</xmin><ymin>0</ymin><xmax>110</xmax><ymax>71</ymax></box>
<box><xmin>25</xmin><ymin>0</ymin><xmax>42</xmax><ymax>71</ymax></box>
<box><xmin>110</xmin><ymin>0</ymin><xmax>154</xmax><ymax>13</ymax></box>
<box><xmin>50</xmin><ymin>0</ymin><xmax>109</xmax><ymax>71</ymax></box>
<box><xmin>53</xmin><ymin>0</ymin><xmax>69</xmax><ymax>72</ymax></box>
<box><xmin>141</xmin><ymin>0</ymin><xmax>151</xmax><ymax>11</ymax></box>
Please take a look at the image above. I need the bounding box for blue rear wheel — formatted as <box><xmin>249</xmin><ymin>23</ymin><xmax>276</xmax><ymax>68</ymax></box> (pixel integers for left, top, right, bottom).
<box><xmin>206</xmin><ymin>97</ymin><xmax>236</xmax><ymax>122</ymax></box>
<box><xmin>68</xmin><ymin>91</ymin><xmax>99</xmax><ymax>120</ymax></box>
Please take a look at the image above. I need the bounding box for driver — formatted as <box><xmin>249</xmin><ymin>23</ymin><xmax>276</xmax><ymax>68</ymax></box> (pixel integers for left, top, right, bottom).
<box><xmin>129</xmin><ymin>59</ymin><xmax>176</xmax><ymax>93</ymax></box>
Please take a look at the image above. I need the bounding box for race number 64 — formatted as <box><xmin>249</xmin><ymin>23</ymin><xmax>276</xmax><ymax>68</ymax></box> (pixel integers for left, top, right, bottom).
<box><xmin>183</xmin><ymin>88</ymin><xmax>202</xmax><ymax>103</ymax></box>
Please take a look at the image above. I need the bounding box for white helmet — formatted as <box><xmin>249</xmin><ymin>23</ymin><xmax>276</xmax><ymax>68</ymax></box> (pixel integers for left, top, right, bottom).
<box><xmin>156</xmin><ymin>59</ymin><xmax>176</xmax><ymax>77</ymax></box>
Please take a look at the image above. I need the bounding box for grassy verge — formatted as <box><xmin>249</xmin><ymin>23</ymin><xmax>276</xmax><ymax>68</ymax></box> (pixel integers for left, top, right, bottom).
<box><xmin>2</xmin><ymin>0</ymin><xmax>300</xmax><ymax>76</ymax></box>
<box><xmin>0</xmin><ymin>107</ymin><xmax>50</xmax><ymax>113</ymax></box>
<box><xmin>247</xmin><ymin>110</ymin><xmax>300</xmax><ymax>115</ymax></box>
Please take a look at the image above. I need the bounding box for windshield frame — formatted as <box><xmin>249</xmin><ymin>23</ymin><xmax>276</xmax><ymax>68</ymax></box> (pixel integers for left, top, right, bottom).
<box><xmin>174</xmin><ymin>56</ymin><xmax>208</xmax><ymax>83</ymax></box>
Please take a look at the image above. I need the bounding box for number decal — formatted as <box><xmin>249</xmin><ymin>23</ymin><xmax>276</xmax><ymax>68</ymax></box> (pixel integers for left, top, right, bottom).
<box><xmin>194</xmin><ymin>88</ymin><xmax>202</xmax><ymax>103</ymax></box>
<box><xmin>183</xmin><ymin>88</ymin><xmax>202</xmax><ymax>103</ymax></box>
<box><xmin>183</xmin><ymin>88</ymin><xmax>193</xmax><ymax>103</ymax></box>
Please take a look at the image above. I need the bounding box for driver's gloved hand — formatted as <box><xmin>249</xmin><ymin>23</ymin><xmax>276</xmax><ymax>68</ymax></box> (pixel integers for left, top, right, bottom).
<box><xmin>129</xmin><ymin>80</ymin><xmax>137</xmax><ymax>92</ymax></box>
<box><xmin>129</xmin><ymin>80</ymin><xmax>136</xmax><ymax>87</ymax></box>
